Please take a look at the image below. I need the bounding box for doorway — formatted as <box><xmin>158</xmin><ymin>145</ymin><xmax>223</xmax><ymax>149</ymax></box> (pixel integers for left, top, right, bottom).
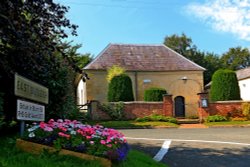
<box><xmin>175</xmin><ymin>96</ymin><xmax>185</xmax><ymax>117</ymax></box>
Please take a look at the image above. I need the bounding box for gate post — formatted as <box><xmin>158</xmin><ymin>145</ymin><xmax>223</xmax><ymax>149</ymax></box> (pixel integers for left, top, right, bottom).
<box><xmin>163</xmin><ymin>94</ymin><xmax>173</xmax><ymax>116</ymax></box>
<box><xmin>197</xmin><ymin>92</ymin><xmax>209</xmax><ymax>122</ymax></box>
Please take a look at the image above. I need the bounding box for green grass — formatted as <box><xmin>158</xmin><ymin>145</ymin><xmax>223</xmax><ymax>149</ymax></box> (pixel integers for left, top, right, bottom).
<box><xmin>88</xmin><ymin>120</ymin><xmax>178</xmax><ymax>128</ymax></box>
<box><xmin>205</xmin><ymin>121</ymin><xmax>250</xmax><ymax>126</ymax></box>
<box><xmin>0</xmin><ymin>136</ymin><xmax>167</xmax><ymax>167</ymax></box>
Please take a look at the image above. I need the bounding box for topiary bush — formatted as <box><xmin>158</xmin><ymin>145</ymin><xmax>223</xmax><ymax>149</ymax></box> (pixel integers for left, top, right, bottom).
<box><xmin>108</xmin><ymin>74</ymin><xmax>134</xmax><ymax>102</ymax></box>
<box><xmin>210</xmin><ymin>69</ymin><xmax>240</xmax><ymax>101</ymax></box>
<box><xmin>144</xmin><ymin>87</ymin><xmax>167</xmax><ymax>101</ymax></box>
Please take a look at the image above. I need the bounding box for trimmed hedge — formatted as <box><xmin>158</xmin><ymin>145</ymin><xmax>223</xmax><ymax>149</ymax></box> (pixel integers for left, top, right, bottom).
<box><xmin>107</xmin><ymin>74</ymin><xmax>134</xmax><ymax>102</ymax></box>
<box><xmin>144</xmin><ymin>87</ymin><xmax>167</xmax><ymax>101</ymax></box>
<box><xmin>210</xmin><ymin>69</ymin><xmax>240</xmax><ymax>101</ymax></box>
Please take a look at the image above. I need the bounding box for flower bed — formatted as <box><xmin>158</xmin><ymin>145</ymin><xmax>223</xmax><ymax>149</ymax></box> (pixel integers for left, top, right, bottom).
<box><xmin>20</xmin><ymin>119</ymin><xmax>129</xmax><ymax>165</ymax></box>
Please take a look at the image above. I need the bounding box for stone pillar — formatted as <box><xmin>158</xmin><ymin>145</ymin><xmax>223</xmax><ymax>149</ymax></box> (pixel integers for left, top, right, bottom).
<box><xmin>197</xmin><ymin>92</ymin><xmax>209</xmax><ymax>122</ymax></box>
<box><xmin>163</xmin><ymin>94</ymin><xmax>173</xmax><ymax>116</ymax></box>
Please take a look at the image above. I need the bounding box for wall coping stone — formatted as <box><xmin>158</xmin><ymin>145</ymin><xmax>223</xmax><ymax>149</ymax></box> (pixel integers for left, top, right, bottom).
<box><xmin>123</xmin><ymin>101</ymin><xmax>163</xmax><ymax>104</ymax></box>
<box><xmin>210</xmin><ymin>100</ymin><xmax>250</xmax><ymax>104</ymax></box>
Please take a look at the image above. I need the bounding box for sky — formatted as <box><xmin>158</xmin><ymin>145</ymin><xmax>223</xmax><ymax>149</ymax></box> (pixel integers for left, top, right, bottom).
<box><xmin>56</xmin><ymin>0</ymin><xmax>250</xmax><ymax>57</ymax></box>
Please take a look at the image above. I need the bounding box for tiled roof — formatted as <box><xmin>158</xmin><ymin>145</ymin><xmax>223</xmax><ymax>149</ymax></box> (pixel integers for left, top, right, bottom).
<box><xmin>84</xmin><ymin>44</ymin><xmax>206</xmax><ymax>71</ymax></box>
<box><xmin>236</xmin><ymin>67</ymin><xmax>250</xmax><ymax>80</ymax></box>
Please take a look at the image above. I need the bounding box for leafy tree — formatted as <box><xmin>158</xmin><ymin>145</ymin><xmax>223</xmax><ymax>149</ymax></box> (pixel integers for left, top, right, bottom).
<box><xmin>0</xmin><ymin>0</ymin><xmax>79</xmax><ymax>122</ymax></box>
<box><xmin>108</xmin><ymin>74</ymin><xmax>134</xmax><ymax>102</ymax></box>
<box><xmin>60</xmin><ymin>42</ymin><xmax>93</xmax><ymax>69</ymax></box>
<box><xmin>221</xmin><ymin>47</ymin><xmax>250</xmax><ymax>70</ymax></box>
<box><xmin>164</xmin><ymin>33</ymin><xmax>223</xmax><ymax>84</ymax></box>
<box><xmin>203</xmin><ymin>52</ymin><xmax>222</xmax><ymax>84</ymax></box>
<box><xmin>210</xmin><ymin>69</ymin><xmax>241</xmax><ymax>101</ymax></box>
<box><xmin>106</xmin><ymin>65</ymin><xmax>126</xmax><ymax>83</ymax></box>
<box><xmin>164</xmin><ymin>33</ymin><xmax>195</xmax><ymax>57</ymax></box>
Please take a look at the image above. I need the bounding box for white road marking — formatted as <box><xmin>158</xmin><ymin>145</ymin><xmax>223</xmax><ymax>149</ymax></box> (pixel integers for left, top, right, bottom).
<box><xmin>125</xmin><ymin>137</ymin><xmax>250</xmax><ymax>146</ymax></box>
<box><xmin>153</xmin><ymin>140</ymin><xmax>171</xmax><ymax>162</ymax></box>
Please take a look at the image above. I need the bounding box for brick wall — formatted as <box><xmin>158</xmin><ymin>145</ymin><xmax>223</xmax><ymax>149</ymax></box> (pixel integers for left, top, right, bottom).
<box><xmin>199</xmin><ymin>101</ymin><xmax>243</xmax><ymax>119</ymax></box>
<box><xmin>197</xmin><ymin>93</ymin><xmax>250</xmax><ymax>121</ymax></box>
<box><xmin>89</xmin><ymin>95</ymin><xmax>173</xmax><ymax>121</ymax></box>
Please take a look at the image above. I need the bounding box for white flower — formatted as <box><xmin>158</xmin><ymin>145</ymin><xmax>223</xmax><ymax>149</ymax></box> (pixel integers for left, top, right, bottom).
<box><xmin>70</xmin><ymin>130</ymin><xmax>76</xmax><ymax>135</ymax></box>
<box><xmin>28</xmin><ymin>132</ymin><xmax>35</xmax><ymax>138</ymax></box>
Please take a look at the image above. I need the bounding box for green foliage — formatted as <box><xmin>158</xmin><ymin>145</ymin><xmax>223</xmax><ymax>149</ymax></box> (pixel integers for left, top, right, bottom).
<box><xmin>106</xmin><ymin>65</ymin><xmax>126</xmax><ymax>83</ymax></box>
<box><xmin>221</xmin><ymin>47</ymin><xmax>250</xmax><ymax>70</ymax></box>
<box><xmin>205</xmin><ymin>115</ymin><xmax>228</xmax><ymax>123</ymax></box>
<box><xmin>108</xmin><ymin>74</ymin><xmax>134</xmax><ymax>102</ymax></box>
<box><xmin>0</xmin><ymin>136</ymin><xmax>166</xmax><ymax>167</ymax></box>
<box><xmin>164</xmin><ymin>33</ymin><xmax>194</xmax><ymax>56</ymax></box>
<box><xmin>210</xmin><ymin>69</ymin><xmax>241</xmax><ymax>101</ymax></box>
<box><xmin>0</xmin><ymin>1</ymin><xmax>80</xmax><ymax>122</ymax></box>
<box><xmin>163</xmin><ymin>33</ymin><xmax>223</xmax><ymax>84</ymax></box>
<box><xmin>99</xmin><ymin>102</ymin><xmax>125</xmax><ymax>120</ymax></box>
<box><xmin>135</xmin><ymin>114</ymin><xmax>177</xmax><ymax>124</ymax></box>
<box><xmin>242</xmin><ymin>103</ymin><xmax>250</xmax><ymax>120</ymax></box>
<box><xmin>144</xmin><ymin>87</ymin><xmax>167</xmax><ymax>101</ymax></box>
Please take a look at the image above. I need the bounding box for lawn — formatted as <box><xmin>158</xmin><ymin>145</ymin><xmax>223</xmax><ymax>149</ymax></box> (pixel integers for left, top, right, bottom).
<box><xmin>0</xmin><ymin>136</ymin><xmax>167</xmax><ymax>167</ymax></box>
<box><xmin>87</xmin><ymin>120</ymin><xmax>178</xmax><ymax>128</ymax></box>
<box><xmin>205</xmin><ymin>120</ymin><xmax>250</xmax><ymax>126</ymax></box>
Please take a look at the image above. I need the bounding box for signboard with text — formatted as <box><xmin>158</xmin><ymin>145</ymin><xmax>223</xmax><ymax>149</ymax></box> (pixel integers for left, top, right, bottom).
<box><xmin>17</xmin><ymin>99</ymin><xmax>45</xmax><ymax>121</ymax></box>
<box><xmin>15</xmin><ymin>73</ymin><xmax>49</xmax><ymax>104</ymax></box>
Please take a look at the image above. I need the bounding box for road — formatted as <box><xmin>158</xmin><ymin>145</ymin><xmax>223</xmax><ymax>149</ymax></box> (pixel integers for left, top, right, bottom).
<box><xmin>119</xmin><ymin>128</ymin><xmax>250</xmax><ymax>167</ymax></box>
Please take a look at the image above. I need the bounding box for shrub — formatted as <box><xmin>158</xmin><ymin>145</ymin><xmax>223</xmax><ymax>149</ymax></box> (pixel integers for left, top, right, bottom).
<box><xmin>205</xmin><ymin>115</ymin><xmax>228</xmax><ymax>122</ymax></box>
<box><xmin>108</xmin><ymin>74</ymin><xmax>134</xmax><ymax>102</ymax></box>
<box><xmin>135</xmin><ymin>114</ymin><xmax>177</xmax><ymax>124</ymax></box>
<box><xmin>242</xmin><ymin>103</ymin><xmax>250</xmax><ymax>120</ymax></box>
<box><xmin>106</xmin><ymin>65</ymin><xmax>125</xmax><ymax>83</ymax></box>
<box><xmin>210</xmin><ymin>69</ymin><xmax>240</xmax><ymax>101</ymax></box>
<box><xmin>99</xmin><ymin>102</ymin><xmax>124</xmax><ymax>120</ymax></box>
<box><xmin>144</xmin><ymin>88</ymin><xmax>167</xmax><ymax>101</ymax></box>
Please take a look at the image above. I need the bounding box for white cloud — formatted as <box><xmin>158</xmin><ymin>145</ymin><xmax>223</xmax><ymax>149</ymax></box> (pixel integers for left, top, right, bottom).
<box><xmin>186</xmin><ymin>0</ymin><xmax>250</xmax><ymax>41</ymax></box>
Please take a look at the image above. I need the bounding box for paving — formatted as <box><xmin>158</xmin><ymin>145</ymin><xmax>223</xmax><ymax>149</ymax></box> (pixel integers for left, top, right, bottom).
<box><xmin>179</xmin><ymin>123</ymin><xmax>208</xmax><ymax>128</ymax></box>
<box><xmin>120</xmin><ymin>128</ymin><xmax>250</xmax><ymax>167</ymax></box>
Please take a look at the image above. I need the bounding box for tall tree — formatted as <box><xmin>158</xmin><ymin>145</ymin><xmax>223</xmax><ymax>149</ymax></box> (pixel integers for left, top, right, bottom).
<box><xmin>221</xmin><ymin>47</ymin><xmax>250</xmax><ymax>70</ymax></box>
<box><xmin>0</xmin><ymin>0</ymin><xmax>79</xmax><ymax>122</ymax></box>
<box><xmin>164</xmin><ymin>33</ymin><xmax>195</xmax><ymax>57</ymax></box>
<box><xmin>164</xmin><ymin>33</ymin><xmax>222</xmax><ymax>84</ymax></box>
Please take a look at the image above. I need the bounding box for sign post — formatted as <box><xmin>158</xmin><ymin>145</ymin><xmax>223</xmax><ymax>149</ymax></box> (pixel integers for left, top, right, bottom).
<box><xmin>14</xmin><ymin>73</ymin><xmax>48</xmax><ymax>136</ymax></box>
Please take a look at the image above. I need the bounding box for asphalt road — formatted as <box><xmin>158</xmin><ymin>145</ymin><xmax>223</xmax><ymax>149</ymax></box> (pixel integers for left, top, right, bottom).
<box><xmin>118</xmin><ymin>128</ymin><xmax>250</xmax><ymax>167</ymax></box>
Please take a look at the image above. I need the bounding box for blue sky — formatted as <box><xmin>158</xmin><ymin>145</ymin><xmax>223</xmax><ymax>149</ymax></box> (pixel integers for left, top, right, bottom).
<box><xmin>57</xmin><ymin>0</ymin><xmax>250</xmax><ymax>57</ymax></box>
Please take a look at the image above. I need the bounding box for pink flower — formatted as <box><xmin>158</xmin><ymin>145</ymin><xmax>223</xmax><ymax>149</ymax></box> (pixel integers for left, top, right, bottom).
<box><xmin>86</xmin><ymin>136</ymin><xmax>91</xmax><ymax>140</ymax></box>
<box><xmin>39</xmin><ymin>122</ymin><xmax>46</xmax><ymax>129</ymax></box>
<box><xmin>106</xmin><ymin>144</ymin><xmax>112</xmax><ymax>148</ymax></box>
<box><xmin>58</xmin><ymin>132</ymin><xmax>70</xmax><ymax>139</ymax></box>
<box><xmin>44</xmin><ymin>126</ymin><xmax>53</xmax><ymax>132</ymax></box>
<box><xmin>90</xmin><ymin>141</ymin><xmax>94</xmax><ymax>145</ymax></box>
<box><xmin>100</xmin><ymin>140</ymin><xmax>106</xmax><ymax>145</ymax></box>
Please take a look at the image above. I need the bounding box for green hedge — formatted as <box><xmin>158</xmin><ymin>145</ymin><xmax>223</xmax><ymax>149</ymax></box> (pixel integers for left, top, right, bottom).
<box><xmin>108</xmin><ymin>74</ymin><xmax>134</xmax><ymax>102</ymax></box>
<box><xmin>144</xmin><ymin>87</ymin><xmax>167</xmax><ymax>101</ymax></box>
<box><xmin>210</xmin><ymin>69</ymin><xmax>240</xmax><ymax>101</ymax></box>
